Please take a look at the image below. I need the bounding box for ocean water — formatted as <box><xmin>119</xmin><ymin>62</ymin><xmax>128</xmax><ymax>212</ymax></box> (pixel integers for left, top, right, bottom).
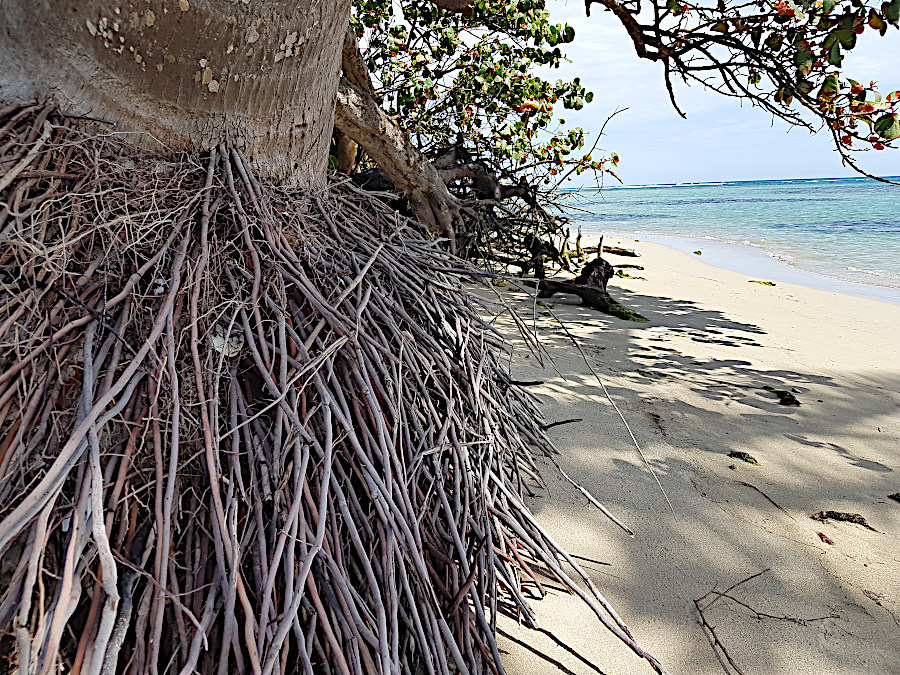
<box><xmin>565</xmin><ymin>177</ymin><xmax>900</xmax><ymax>302</ymax></box>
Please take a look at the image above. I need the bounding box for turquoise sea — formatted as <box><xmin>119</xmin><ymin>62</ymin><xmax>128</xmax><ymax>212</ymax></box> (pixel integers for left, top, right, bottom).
<box><xmin>565</xmin><ymin>177</ymin><xmax>900</xmax><ymax>304</ymax></box>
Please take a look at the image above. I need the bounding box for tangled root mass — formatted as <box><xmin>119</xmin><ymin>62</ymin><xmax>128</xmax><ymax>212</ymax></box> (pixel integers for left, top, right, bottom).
<box><xmin>0</xmin><ymin>106</ymin><xmax>665</xmax><ymax>674</ymax></box>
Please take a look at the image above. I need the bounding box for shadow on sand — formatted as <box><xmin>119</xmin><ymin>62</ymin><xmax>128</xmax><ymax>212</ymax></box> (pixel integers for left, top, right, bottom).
<box><xmin>492</xmin><ymin>283</ymin><xmax>900</xmax><ymax>675</ymax></box>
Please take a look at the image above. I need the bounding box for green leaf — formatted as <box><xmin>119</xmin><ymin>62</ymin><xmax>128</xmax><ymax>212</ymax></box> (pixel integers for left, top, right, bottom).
<box><xmin>824</xmin><ymin>26</ymin><xmax>857</xmax><ymax>51</ymax></box>
<box><xmin>818</xmin><ymin>74</ymin><xmax>840</xmax><ymax>99</ymax></box>
<box><xmin>884</xmin><ymin>0</ymin><xmax>900</xmax><ymax>24</ymax></box>
<box><xmin>795</xmin><ymin>49</ymin><xmax>814</xmax><ymax>76</ymax></box>
<box><xmin>874</xmin><ymin>114</ymin><xmax>900</xmax><ymax>139</ymax></box>
<box><xmin>764</xmin><ymin>33</ymin><xmax>784</xmax><ymax>50</ymax></box>
<box><xmin>822</xmin><ymin>0</ymin><xmax>836</xmax><ymax>12</ymax></box>
<box><xmin>827</xmin><ymin>41</ymin><xmax>843</xmax><ymax>66</ymax></box>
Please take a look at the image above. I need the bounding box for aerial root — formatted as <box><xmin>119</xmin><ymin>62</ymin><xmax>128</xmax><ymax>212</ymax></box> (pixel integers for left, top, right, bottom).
<box><xmin>0</xmin><ymin>105</ymin><xmax>667</xmax><ymax>675</ymax></box>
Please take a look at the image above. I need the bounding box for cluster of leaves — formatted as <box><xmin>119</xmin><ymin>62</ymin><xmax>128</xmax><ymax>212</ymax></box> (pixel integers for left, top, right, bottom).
<box><xmin>744</xmin><ymin>0</ymin><xmax>900</xmax><ymax>151</ymax></box>
<box><xmin>352</xmin><ymin>0</ymin><xmax>619</xmax><ymax>188</ymax></box>
<box><xmin>585</xmin><ymin>0</ymin><xmax>899</xmax><ymax>172</ymax></box>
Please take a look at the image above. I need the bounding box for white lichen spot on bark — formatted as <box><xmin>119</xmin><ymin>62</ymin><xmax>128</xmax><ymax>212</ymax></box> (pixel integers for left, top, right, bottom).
<box><xmin>199</xmin><ymin>58</ymin><xmax>208</xmax><ymax>67</ymax></box>
<box><xmin>145</xmin><ymin>10</ymin><xmax>155</xmax><ymax>26</ymax></box>
<box><xmin>165</xmin><ymin>54</ymin><xmax>176</xmax><ymax>63</ymax></box>
<box><xmin>226</xmin><ymin>44</ymin><xmax>235</xmax><ymax>54</ymax></box>
<box><xmin>179</xmin><ymin>0</ymin><xmax>190</xmax><ymax>11</ymax></box>
<box><xmin>245</xmin><ymin>25</ymin><xmax>260</xmax><ymax>44</ymax></box>
<box><xmin>88</xmin><ymin>15</ymin><xmax>120</xmax><ymax>44</ymax></box>
<box><xmin>202</xmin><ymin>67</ymin><xmax>212</xmax><ymax>86</ymax></box>
<box><xmin>135</xmin><ymin>53</ymin><xmax>142</xmax><ymax>63</ymax></box>
<box><xmin>208</xmin><ymin>79</ymin><xmax>220</xmax><ymax>93</ymax></box>
<box><xmin>275</xmin><ymin>32</ymin><xmax>304</xmax><ymax>63</ymax></box>
<box><xmin>156</xmin><ymin>63</ymin><xmax>164</xmax><ymax>71</ymax></box>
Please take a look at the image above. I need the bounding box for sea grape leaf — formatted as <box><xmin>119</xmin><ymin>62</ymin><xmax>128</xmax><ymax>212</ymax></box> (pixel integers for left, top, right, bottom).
<box><xmin>884</xmin><ymin>0</ymin><xmax>900</xmax><ymax>23</ymax></box>
<box><xmin>828</xmin><ymin>42</ymin><xmax>843</xmax><ymax>66</ymax></box>
<box><xmin>869</xmin><ymin>8</ymin><xmax>887</xmax><ymax>32</ymax></box>
<box><xmin>874</xmin><ymin>114</ymin><xmax>900</xmax><ymax>139</ymax></box>
<box><xmin>765</xmin><ymin>33</ymin><xmax>784</xmax><ymax>50</ymax></box>
<box><xmin>775</xmin><ymin>87</ymin><xmax>794</xmax><ymax>105</ymax></box>
<box><xmin>824</xmin><ymin>26</ymin><xmax>857</xmax><ymax>51</ymax></box>
<box><xmin>795</xmin><ymin>49</ymin><xmax>814</xmax><ymax>76</ymax></box>
<box><xmin>818</xmin><ymin>74</ymin><xmax>840</xmax><ymax>99</ymax></box>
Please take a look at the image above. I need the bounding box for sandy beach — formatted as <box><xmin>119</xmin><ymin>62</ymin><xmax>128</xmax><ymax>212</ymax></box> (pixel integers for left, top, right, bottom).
<box><xmin>494</xmin><ymin>237</ymin><xmax>900</xmax><ymax>675</ymax></box>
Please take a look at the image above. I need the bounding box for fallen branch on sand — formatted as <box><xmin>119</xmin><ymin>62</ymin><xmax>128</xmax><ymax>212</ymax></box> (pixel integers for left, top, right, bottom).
<box><xmin>537</xmin><ymin>257</ymin><xmax>649</xmax><ymax>322</ymax></box>
<box><xmin>695</xmin><ymin>569</ymin><xmax>838</xmax><ymax>674</ymax></box>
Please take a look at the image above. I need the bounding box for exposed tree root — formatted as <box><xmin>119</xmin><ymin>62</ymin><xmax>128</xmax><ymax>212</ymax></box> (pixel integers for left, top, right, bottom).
<box><xmin>0</xmin><ymin>106</ymin><xmax>666</xmax><ymax>674</ymax></box>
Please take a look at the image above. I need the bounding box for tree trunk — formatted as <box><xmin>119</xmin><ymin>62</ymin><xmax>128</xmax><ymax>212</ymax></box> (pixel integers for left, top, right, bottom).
<box><xmin>335</xmin><ymin>80</ymin><xmax>459</xmax><ymax>248</ymax></box>
<box><xmin>0</xmin><ymin>0</ymin><xmax>350</xmax><ymax>186</ymax></box>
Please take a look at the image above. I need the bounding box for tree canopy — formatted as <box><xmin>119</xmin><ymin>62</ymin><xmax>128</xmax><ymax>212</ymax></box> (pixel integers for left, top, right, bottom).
<box><xmin>340</xmin><ymin>0</ymin><xmax>899</xmax><ymax>200</ymax></box>
<box><xmin>585</xmin><ymin>0</ymin><xmax>900</xmax><ymax>172</ymax></box>
<box><xmin>356</xmin><ymin>0</ymin><xmax>611</xmax><ymax>183</ymax></box>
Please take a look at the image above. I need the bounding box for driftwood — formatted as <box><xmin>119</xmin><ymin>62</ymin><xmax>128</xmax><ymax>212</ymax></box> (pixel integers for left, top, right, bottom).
<box><xmin>603</xmin><ymin>245</ymin><xmax>641</xmax><ymax>257</ymax></box>
<box><xmin>489</xmin><ymin>235</ymin><xmax>566</xmax><ymax>278</ymax></box>
<box><xmin>538</xmin><ymin>258</ymin><xmax>648</xmax><ymax>322</ymax></box>
<box><xmin>539</xmin><ymin>257</ymin><xmax>614</xmax><ymax>308</ymax></box>
<box><xmin>579</xmin><ymin>245</ymin><xmax>641</xmax><ymax>258</ymax></box>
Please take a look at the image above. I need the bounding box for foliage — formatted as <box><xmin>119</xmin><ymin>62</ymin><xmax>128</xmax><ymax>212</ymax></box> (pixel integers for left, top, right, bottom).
<box><xmin>352</xmin><ymin>0</ymin><xmax>620</xmax><ymax>187</ymax></box>
<box><xmin>584</xmin><ymin>0</ymin><xmax>900</xmax><ymax>173</ymax></box>
<box><xmin>354</xmin><ymin>0</ymin><xmax>899</xmax><ymax>191</ymax></box>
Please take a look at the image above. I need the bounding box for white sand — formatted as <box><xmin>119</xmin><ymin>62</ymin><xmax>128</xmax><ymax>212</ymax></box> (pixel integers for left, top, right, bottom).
<box><xmin>494</xmin><ymin>237</ymin><xmax>900</xmax><ymax>675</ymax></box>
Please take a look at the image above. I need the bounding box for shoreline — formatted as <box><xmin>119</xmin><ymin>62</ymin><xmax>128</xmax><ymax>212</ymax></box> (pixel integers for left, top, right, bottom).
<box><xmin>495</xmin><ymin>236</ymin><xmax>900</xmax><ymax>674</ymax></box>
<box><xmin>582</xmin><ymin>230</ymin><xmax>900</xmax><ymax>305</ymax></box>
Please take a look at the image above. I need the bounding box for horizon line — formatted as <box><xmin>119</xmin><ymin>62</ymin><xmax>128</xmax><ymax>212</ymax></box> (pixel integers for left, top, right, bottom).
<box><xmin>563</xmin><ymin>175</ymin><xmax>900</xmax><ymax>190</ymax></box>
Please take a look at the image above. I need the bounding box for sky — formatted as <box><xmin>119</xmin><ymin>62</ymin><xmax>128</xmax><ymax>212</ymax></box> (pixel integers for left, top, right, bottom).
<box><xmin>542</xmin><ymin>1</ymin><xmax>900</xmax><ymax>185</ymax></box>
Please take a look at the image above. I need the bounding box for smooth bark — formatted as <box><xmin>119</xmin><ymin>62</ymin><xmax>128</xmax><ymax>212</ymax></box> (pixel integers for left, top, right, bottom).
<box><xmin>0</xmin><ymin>0</ymin><xmax>350</xmax><ymax>186</ymax></box>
